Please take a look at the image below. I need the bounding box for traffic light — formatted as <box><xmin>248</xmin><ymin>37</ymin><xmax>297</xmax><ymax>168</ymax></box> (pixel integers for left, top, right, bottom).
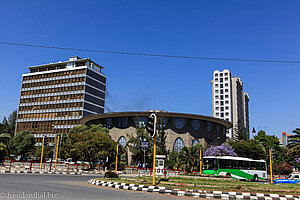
<box><xmin>270</xmin><ymin>148</ymin><xmax>275</xmax><ymax>160</ymax></box>
<box><xmin>44</xmin><ymin>136</ymin><xmax>48</xmax><ymax>147</ymax></box>
<box><xmin>146</xmin><ymin>113</ymin><xmax>157</xmax><ymax>138</ymax></box>
<box><xmin>117</xmin><ymin>144</ymin><xmax>122</xmax><ymax>154</ymax></box>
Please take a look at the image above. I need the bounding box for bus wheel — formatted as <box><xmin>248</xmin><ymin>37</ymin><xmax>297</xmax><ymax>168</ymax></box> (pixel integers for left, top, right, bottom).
<box><xmin>252</xmin><ymin>174</ymin><xmax>258</xmax><ymax>182</ymax></box>
<box><xmin>226</xmin><ymin>173</ymin><xmax>231</xmax><ymax>178</ymax></box>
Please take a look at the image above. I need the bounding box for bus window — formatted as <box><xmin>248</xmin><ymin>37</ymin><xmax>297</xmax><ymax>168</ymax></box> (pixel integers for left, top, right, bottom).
<box><xmin>203</xmin><ymin>158</ymin><xmax>217</xmax><ymax>170</ymax></box>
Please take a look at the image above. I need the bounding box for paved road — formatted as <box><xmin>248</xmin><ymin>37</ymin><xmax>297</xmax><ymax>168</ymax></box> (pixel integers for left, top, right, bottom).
<box><xmin>0</xmin><ymin>174</ymin><xmax>197</xmax><ymax>200</ymax></box>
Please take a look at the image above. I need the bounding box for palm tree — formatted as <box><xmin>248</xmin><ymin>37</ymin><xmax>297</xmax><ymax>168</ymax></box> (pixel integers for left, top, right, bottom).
<box><xmin>0</xmin><ymin>133</ymin><xmax>11</xmax><ymax>164</ymax></box>
<box><xmin>287</xmin><ymin>128</ymin><xmax>300</xmax><ymax>159</ymax></box>
<box><xmin>174</xmin><ymin>145</ymin><xmax>201</xmax><ymax>173</ymax></box>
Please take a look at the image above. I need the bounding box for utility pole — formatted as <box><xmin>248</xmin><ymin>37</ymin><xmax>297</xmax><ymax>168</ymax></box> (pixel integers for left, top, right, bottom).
<box><xmin>269</xmin><ymin>148</ymin><xmax>274</xmax><ymax>184</ymax></box>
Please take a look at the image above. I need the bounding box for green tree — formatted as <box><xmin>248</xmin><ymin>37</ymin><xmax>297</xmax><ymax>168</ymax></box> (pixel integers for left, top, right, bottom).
<box><xmin>231</xmin><ymin>140</ymin><xmax>266</xmax><ymax>160</ymax></box>
<box><xmin>127</xmin><ymin>125</ymin><xmax>153</xmax><ymax>166</ymax></box>
<box><xmin>10</xmin><ymin>130</ymin><xmax>35</xmax><ymax>160</ymax></box>
<box><xmin>0</xmin><ymin>133</ymin><xmax>11</xmax><ymax>163</ymax></box>
<box><xmin>286</xmin><ymin>128</ymin><xmax>300</xmax><ymax>169</ymax></box>
<box><xmin>156</xmin><ymin>117</ymin><xmax>169</xmax><ymax>155</ymax></box>
<box><xmin>254</xmin><ymin>130</ymin><xmax>286</xmax><ymax>163</ymax></box>
<box><xmin>173</xmin><ymin>144</ymin><xmax>202</xmax><ymax>173</ymax></box>
<box><xmin>234</xmin><ymin>120</ymin><xmax>248</xmax><ymax>141</ymax></box>
<box><xmin>1</xmin><ymin>110</ymin><xmax>17</xmax><ymax>137</ymax></box>
<box><xmin>62</xmin><ymin>124</ymin><xmax>115</xmax><ymax>169</ymax></box>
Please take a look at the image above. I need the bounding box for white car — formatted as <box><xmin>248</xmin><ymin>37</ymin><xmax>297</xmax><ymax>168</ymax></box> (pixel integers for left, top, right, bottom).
<box><xmin>288</xmin><ymin>173</ymin><xmax>300</xmax><ymax>180</ymax></box>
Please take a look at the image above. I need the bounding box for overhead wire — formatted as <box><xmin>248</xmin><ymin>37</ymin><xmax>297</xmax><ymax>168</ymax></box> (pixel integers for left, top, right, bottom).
<box><xmin>0</xmin><ymin>41</ymin><xmax>299</xmax><ymax>64</ymax></box>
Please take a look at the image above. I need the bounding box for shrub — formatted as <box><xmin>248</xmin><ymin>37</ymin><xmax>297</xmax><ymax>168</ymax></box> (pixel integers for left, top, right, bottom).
<box><xmin>104</xmin><ymin>171</ymin><xmax>119</xmax><ymax>178</ymax></box>
<box><xmin>273</xmin><ymin>162</ymin><xmax>293</xmax><ymax>175</ymax></box>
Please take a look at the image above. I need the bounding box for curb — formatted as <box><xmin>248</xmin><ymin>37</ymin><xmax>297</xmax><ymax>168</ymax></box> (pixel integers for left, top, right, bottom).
<box><xmin>87</xmin><ymin>179</ymin><xmax>300</xmax><ymax>200</ymax></box>
<box><xmin>0</xmin><ymin>170</ymin><xmax>81</xmax><ymax>175</ymax></box>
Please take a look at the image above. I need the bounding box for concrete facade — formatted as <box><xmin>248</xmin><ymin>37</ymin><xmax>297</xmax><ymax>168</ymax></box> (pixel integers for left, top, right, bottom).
<box><xmin>81</xmin><ymin>110</ymin><xmax>232</xmax><ymax>164</ymax></box>
<box><xmin>16</xmin><ymin>56</ymin><xmax>106</xmax><ymax>144</ymax></box>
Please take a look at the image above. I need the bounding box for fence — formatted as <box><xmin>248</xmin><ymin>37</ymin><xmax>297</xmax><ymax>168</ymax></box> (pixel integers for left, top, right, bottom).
<box><xmin>1</xmin><ymin>159</ymin><xmax>103</xmax><ymax>172</ymax></box>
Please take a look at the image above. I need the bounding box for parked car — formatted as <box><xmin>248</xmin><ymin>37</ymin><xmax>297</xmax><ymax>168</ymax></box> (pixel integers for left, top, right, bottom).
<box><xmin>274</xmin><ymin>173</ymin><xmax>300</xmax><ymax>184</ymax></box>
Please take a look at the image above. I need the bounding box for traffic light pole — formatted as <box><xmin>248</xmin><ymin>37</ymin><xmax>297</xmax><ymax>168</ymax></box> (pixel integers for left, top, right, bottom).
<box><xmin>269</xmin><ymin>148</ymin><xmax>273</xmax><ymax>184</ymax></box>
<box><xmin>152</xmin><ymin>115</ymin><xmax>157</xmax><ymax>186</ymax></box>
<box><xmin>115</xmin><ymin>144</ymin><xmax>118</xmax><ymax>174</ymax></box>
<box><xmin>199</xmin><ymin>149</ymin><xmax>203</xmax><ymax>175</ymax></box>
<box><xmin>54</xmin><ymin>135</ymin><xmax>60</xmax><ymax>171</ymax></box>
<box><xmin>40</xmin><ymin>136</ymin><xmax>45</xmax><ymax>170</ymax></box>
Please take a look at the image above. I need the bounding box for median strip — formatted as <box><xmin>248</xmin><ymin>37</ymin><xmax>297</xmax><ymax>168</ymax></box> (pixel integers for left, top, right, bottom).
<box><xmin>87</xmin><ymin>179</ymin><xmax>300</xmax><ymax>200</ymax></box>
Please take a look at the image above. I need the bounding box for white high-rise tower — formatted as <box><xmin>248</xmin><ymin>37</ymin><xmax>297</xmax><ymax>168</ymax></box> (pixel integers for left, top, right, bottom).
<box><xmin>211</xmin><ymin>69</ymin><xmax>249</xmax><ymax>139</ymax></box>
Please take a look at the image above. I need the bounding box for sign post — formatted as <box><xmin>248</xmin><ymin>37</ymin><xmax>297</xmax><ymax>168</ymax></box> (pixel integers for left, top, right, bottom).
<box><xmin>140</xmin><ymin>141</ymin><xmax>149</xmax><ymax>168</ymax></box>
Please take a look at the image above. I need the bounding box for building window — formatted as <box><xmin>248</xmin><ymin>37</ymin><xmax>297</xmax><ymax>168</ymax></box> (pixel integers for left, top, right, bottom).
<box><xmin>220</xmin><ymin>90</ymin><xmax>224</xmax><ymax>94</ymax></box>
<box><xmin>215</xmin><ymin>95</ymin><xmax>219</xmax><ymax>99</ymax></box>
<box><xmin>133</xmin><ymin>116</ymin><xmax>147</xmax><ymax>127</ymax></box>
<box><xmin>225</xmin><ymin>89</ymin><xmax>229</xmax><ymax>92</ymax></box>
<box><xmin>221</xmin><ymin>113</ymin><xmax>224</xmax><ymax>117</ymax></box>
<box><xmin>158</xmin><ymin>117</ymin><xmax>169</xmax><ymax>127</ymax></box>
<box><xmin>220</xmin><ymin>101</ymin><xmax>224</xmax><ymax>105</ymax></box>
<box><xmin>225</xmin><ymin>95</ymin><xmax>229</xmax><ymax>98</ymax></box>
<box><xmin>216</xmin><ymin>107</ymin><xmax>219</xmax><ymax>110</ymax></box>
<box><xmin>220</xmin><ymin>95</ymin><xmax>224</xmax><ymax>100</ymax></box>
<box><xmin>104</xmin><ymin>118</ymin><xmax>112</xmax><ymax>128</ymax></box>
<box><xmin>191</xmin><ymin>120</ymin><xmax>202</xmax><ymax>131</ymax></box>
<box><xmin>118</xmin><ymin>136</ymin><xmax>126</xmax><ymax>147</ymax></box>
<box><xmin>225</xmin><ymin>83</ymin><xmax>228</xmax><ymax>87</ymax></box>
<box><xmin>215</xmin><ymin>90</ymin><xmax>219</xmax><ymax>93</ymax></box>
<box><xmin>221</xmin><ymin>107</ymin><xmax>224</xmax><ymax>111</ymax></box>
<box><xmin>225</xmin><ymin>106</ymin><xmax>229</xmax><ymax>110</ymax></box>
<box><xmin>216</xmin><ymin>113</ymin><xmax>219</xmax><ymax>116</ymax></box>
<box><xmin>192</xmin><ymin>139</ymin><xmax>199</xmax><ymax>146</ymax></box>
<box><xmin>220</xmin><ymin>73</ymin><xmax>223</xmax><ymax>77</ymax></box>
<box><xmin>173</xmin><ymin>137</ymin><xmax>184</xmax><ymax>152</ymax></box>
<box><xmin>225</xmin><ymin>100</ymin><xmax>229</xmax><ymax>104</ymax></box>
<box><xmin>172</xmin><ymin>118</ymin><xmax>187</xmax><ymax>129</ymax></box>
<box><xmin>226</xmin><ymin>118</ymin><xmax>229</xmax><ymax>121</ymax></box>
<box><xmin>215</xmin><ymin>78</ymin><xmax>218</xmax><ymax>81</ymax></box>
<box><xmin>207</xmin><ymin>122</ymin><xmax>213</xmax><ymax>132</ymax></box>
<box><xmin>220</xmin><ymin>78</ymin><xmax>223</xmax><ymax>83</ymax></box>
<box><xmin>117</xmin><ymin>117</ymin><xmax>128</xmax><ymax>128</ymax></box>
<box><xmin>215</xmin><ymin>74</ymin><xmax>218</xmax><ymax>77</ymax></box>
<box><xmin>215</xmin><ymin>101</ymin><xmax>219</xmax><ymax>105</ymax></box>
<box><xmin>225</xmin><ymin>77</ymin><xmax>228</xmax><ymax>81</ymax></box>
<box><xmin>225</xmin><ymin>73</ymin><xmax>228</xmax><ymax>76</ymax></box>
<box><xmin>226</xmin><ymin>112</ymin><xmax>229</xmax><ymax>116</ymax></box>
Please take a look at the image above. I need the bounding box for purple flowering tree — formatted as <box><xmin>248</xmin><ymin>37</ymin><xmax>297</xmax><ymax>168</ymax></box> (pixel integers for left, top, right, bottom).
<box><xmin>296</xmin><ymin>157</ymin><xmax>300</xmax><ymax>164</ymax></box>
<box><xmin>204</xmin><ymin>143</ymin><xmax>237</xmax><ymax>157</ymax></box>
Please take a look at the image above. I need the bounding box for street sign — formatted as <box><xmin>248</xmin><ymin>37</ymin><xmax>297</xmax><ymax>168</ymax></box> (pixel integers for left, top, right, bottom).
<box><xmin>140</xmin><ymin>141</ymin><xmax>149</xmax><ymax>149</ymax></box>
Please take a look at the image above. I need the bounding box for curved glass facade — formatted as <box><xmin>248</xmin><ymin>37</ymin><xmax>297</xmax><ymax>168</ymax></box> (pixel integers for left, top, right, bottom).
<box><xmin>173</xmin><ymin>137</ymin><xmax>184</xmax><ymax>152</ymax></box>
<box><xmin>172</xmin><ymin>118</ymin><xmax>187</xmax><ymax>129</ymax></box>
<box><xmin>117</xmin><ymin>117</ymin><xmax>128</xmax><ymax>128</ymax></box>
<box><xmin>191</xmin><ymin>120</ymin><xmax>202</xmax><ymax>131</ymax></box>
<box><xmin>206</xmin><ymin>122</ymin><xmax>213</xmax><ymax>132</ymax></box>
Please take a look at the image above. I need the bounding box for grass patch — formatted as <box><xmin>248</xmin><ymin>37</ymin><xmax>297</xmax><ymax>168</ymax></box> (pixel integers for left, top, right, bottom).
<box><xmin>93</xmin><ymin>176</ymin><xmax>300</xmax><ymax>195</ymax></box>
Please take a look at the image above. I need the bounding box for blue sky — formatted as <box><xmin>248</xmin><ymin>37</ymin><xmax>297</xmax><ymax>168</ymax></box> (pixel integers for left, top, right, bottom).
<box><xmin>0</xmin><ymin>0</ymin><xmax>299</xmax><ymax>138</ymax></box>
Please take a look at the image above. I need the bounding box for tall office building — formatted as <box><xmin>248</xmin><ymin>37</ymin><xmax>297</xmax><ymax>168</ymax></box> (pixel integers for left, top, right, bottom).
<box><xmin>211</xmin><ymin>69</ymin><xmax>249</xmax><ymax>139</ymax></box>
<box><xmin>16</xmin><ymin>56</ymin><xmax>106</xmax><ymax>144</ymax></box>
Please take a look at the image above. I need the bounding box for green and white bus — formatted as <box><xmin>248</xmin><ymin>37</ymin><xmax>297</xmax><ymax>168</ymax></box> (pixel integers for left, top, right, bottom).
<box><xmin>203</xmin><ymin>156</ymin><xmax>267</xmax><ymax>181</ymax></box>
